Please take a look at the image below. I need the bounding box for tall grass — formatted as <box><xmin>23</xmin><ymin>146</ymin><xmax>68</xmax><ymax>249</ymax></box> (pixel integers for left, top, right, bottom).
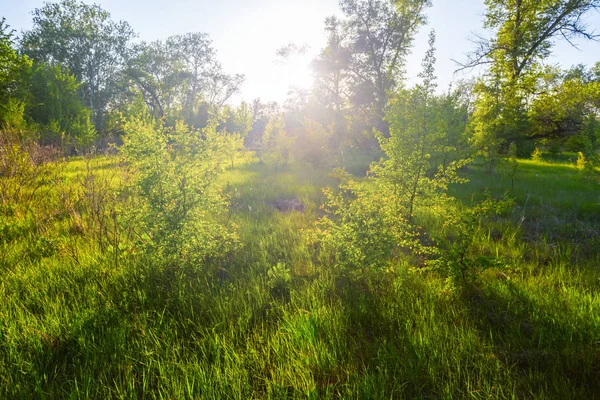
<box><xmin>0</xmin><ymin>150</ymin><xmax>598</xmax><ymax>399</ymax></box>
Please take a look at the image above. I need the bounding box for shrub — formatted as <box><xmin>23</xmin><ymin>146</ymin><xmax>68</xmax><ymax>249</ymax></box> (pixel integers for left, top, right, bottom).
<box><xmin>295</xmin><ymin>119</ymin><xmax>332</xmax><ymax>168</ymax></box>
<box><xmin>306</xmin><ymin>170</ymin><xmax>422</xmax><ymax>274</ymax></box>
<box><xmin>261</xmin><ymin>114</ymin><xmax>294</xmax><ymax>168</ymax></box>
<box><xmin>267</xmin><ymin>262</ymin><xmax>292</xmax><ymax>300</ymax></box>
<box><xmin>576</xmin><ymin>151</ymin><xmax>586</xmax><ymax>171</ymax></box>
<box><xmin>223</xmin><ymin>132</ymin><xmax>245</xmax><ymax>169</ymax></box>
<box><xmin>121</xmin><ymin>118</ymin><xmax>239</xmax><ymax>271</ymax></box>
<box><xmin>531</xmin><ymin>147</ymin><xmax>542</xmax><ymax>162</ymax></box>
<box><xmin>428</xmin><ymin>194</ymin><xmax>515</xmax><ymax>285</ymax></box>
<box><xmin>0</xmin><ymin>98</ymin><xmax>27</xmax><ymax>131</ymax></box>
<box><xmin>0</xmin><ymin>139</ymin><xmax>63</xmax><ymax>213</ymax></box>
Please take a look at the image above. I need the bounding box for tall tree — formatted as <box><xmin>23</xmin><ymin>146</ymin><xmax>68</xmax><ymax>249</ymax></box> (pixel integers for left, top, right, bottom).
<box><xmin>312</xmin><ymin>17</ymin><xmax>349</xmax><ymax>115</ymax></box>
<box><xmin>125</xmin><ymin>40</ymin><xmax>187</xmax><ymax>120</ymax></box>
<box><xmin>167</xmin><ymin>33</ymin><xmax>215</xmax><ymax>118</ymax></box>
<box><xmin>374</xmin><ymin>31</ymin><xmax>467</xmax><ymax>215</ymax></box>
<box><xmin>461</xmin><ymin>0</ymin><xmax>600</xmax><ymax>151</ymax></box>
<box><xmin>338</xmin><ymin>0</ymin><xmax>431</xmax><ymax>132</ymax></box>
<box><xmin>126</xmin><ymin>33</ymin><xmax>243</xmax><ymax>125</ymax></box>
<box><xmin>460</xmin><ymin>0</ymin><xmax>600</xmax><ymax>81</ymax></box>
<box><xmin>21</xmin><ymin>0</ymin><xmax>135</xmax><ymax>132</ymax></box>
<box><xmin>312</xmin><ymin>17</ymin><xmax>350</xmax><ymax>148</ymax></box>
<box><xmin>28</xmin><ymin>62</ymin><xmax>95</xmax><ymax>148</ymax></box>
<box><xmin>0</xmin><ymin>18</ymin><xmax>31</xmax><ymax>129</ymax></box>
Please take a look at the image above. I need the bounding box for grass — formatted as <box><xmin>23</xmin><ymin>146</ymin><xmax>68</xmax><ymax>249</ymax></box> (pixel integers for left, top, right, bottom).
<box><xmin>0</xmin><ymin>150</ymin><xmax>599</xmax><ymax>399</ymax></box>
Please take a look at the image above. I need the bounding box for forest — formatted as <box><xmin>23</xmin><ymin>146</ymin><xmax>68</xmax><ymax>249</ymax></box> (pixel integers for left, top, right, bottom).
<box><xmin>1</xmin><ymin>0</ymin><xmax>600</xmax><ymax>398</ymax></box>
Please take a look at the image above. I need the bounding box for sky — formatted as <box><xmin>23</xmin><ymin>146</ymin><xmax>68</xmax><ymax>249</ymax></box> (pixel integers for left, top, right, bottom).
<box><xmin>2</xmin><ymin>0</ymin><xmax>600</xmax><ymax>104</ymax></box>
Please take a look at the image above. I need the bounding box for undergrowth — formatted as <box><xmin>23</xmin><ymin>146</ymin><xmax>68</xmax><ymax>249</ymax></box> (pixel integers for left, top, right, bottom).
<box><xmin>0</xmin><ymin>145</ymin><xmax>598</xmax><ymax>399</ymax></box>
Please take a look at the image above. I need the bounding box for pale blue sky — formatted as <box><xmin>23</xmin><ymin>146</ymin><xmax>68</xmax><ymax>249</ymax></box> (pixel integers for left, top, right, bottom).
<box><xmin>2</xmin><ymin>0</ymin><xmax>600</xmax><ymax>103</ymax></box>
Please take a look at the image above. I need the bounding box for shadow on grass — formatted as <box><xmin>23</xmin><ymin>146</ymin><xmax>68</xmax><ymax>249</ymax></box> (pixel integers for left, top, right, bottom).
<box><xmin>462</xmin><ymin>280</ymin><xmax>600</xmax><ymax>398</ymax></box>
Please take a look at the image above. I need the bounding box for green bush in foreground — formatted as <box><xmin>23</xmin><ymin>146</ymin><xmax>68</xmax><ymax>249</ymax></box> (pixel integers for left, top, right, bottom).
<box><xmin>121</xmin><ymin>117</ymin><xmax>239</xmax><ymax>271</ymax></box>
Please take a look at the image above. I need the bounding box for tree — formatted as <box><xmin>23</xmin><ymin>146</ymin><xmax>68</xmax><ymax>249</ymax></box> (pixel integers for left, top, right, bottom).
<box><xmin>247</xmin><ymin>98</ymin><xmax>280</xmax><ymax>148</ymax></box>
<box><xmin>125</xmin><ymin>40</ymin><xmax>187</xmax><ymax>120</ymax></box>
<box><xmin>27</xmin><ymin>62</ymin><xmax>95</xmax><ymax>150</ymax></box>
<box><xmin>261</xmin><ymin>114</ymin><xmax>294</xmax><ymax>168</ymax></box>
<box><xmin>217</xmin><ymin>104</ymin><xmax>251</xmax><ymax>168</ymax></box>
<box><xmin>431</xmin><ymin>83</ymin><xmax>473</xmax><ymax>170</ymax></box>
<box><xmin>460</xmin><ymin>0</ymin><xmax>600</xmax><ymax>81</ymax></box>
<box><xmin>460</xmin><ymin>0</ymin><xmax>600</xmax><ymax>148</ymax></box>
<box><xmin>529</xmin><ymin>65</ymin><xmax>600</xmax><ymax>147</ymax></box>
<box><xmin>222</xmin><ymin>102</ymin><xmax>252</xmax><ymax>138</ymax></box>
<box><xmin>21</xmin><ymin>0</ymin><xmax>135</xmax><ymax>133</ymax></box>
<box><xmin>295</xmin><ymin>119</ymin><xmax>333</xmax><ymax>167</ymax></box>
<box><xmin>167</xmin><ymin>33</ymin><xmax>215</xmax><ymax>119</ymax></box>
<box><xmin>470</xmin><ymin>69</ymin><xmax>506</xmax><ymax>172</ymax></box>
<box><xmin>373</xmin><ymin>31</ymin><xmax>467</xmax><ymax>216</ymax></box>
<box><xmin>500</xmin><ymin>141</ymin><xmax>519</xmax><ymax>190</ymax></box>
<box><xmin>337</xmin><ymin>0</ymin><xmax>431</xmax><ymax>133</ymax></box>
<box><xmin>204</xmin><ymin>69</ymin><xmax>245</xmax><ymax>113</ymax></box>
<box><xmin>312</xmin><ymin>17</ymin><xmax>347</xmax><ymax>110</ymax></box>
<box><xmin>125</xmin><ymin>32</ymin><xmax>243</xmax><ymax>127</ymax></box>
<box><xmin>0</xmin><ymin>18</ymin><xmax>32</xmax><ymax>130</ymax></box>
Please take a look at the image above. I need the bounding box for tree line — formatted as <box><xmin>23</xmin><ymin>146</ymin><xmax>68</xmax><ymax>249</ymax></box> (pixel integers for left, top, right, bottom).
<box><xmin>0</xmin><ymin>0</ymin><xmax>599</xmax><ymax>164</ymax></box>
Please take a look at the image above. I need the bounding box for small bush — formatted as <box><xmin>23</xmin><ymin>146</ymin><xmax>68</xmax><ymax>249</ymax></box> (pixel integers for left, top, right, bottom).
<box><xmin>306</xmin><ymin>170</ymin><xmax>421</xmax><ymax>274</ymax></box>
<box><xmin>260</xmin><ymin>114</ymin><xmax>294</xmax><ymax>168</ymax></box>
<box><xmin>576</xmin><ymin>151</ymin><xmax>586</xmax><ymax>171</ymax></box>
<box><xmin>429</xmin><ymin>193</ymin><xmax>516</xmax><ymax>285</ymax></box>
<box><xmin>531</xmin><ymin>147</ymin><xmax>542</xmax><ymax>162</ymax></box>
<box><xmin>295</xmin><ymin>119</ymin><xmax>332</xmax><ymax>168</ymax></box>
<box><xmin>267</xmin><ymin>262</ymin><xmax>292</xmax><ymax>299</ymax></box>
<box><xmin>121</xmin><ymin>118</ymin><xmax>240</xmax><ymax>272</ymax></box>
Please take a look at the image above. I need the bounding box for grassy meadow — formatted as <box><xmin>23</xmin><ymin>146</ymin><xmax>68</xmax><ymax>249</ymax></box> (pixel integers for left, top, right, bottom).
<box><xmin>1</xmin><ymin>150</ymin><xmax>599</xmax><ymax>399</ymax></box>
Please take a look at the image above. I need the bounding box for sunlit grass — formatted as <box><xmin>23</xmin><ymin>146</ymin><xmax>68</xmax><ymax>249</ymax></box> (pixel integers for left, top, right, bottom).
<box><xmin>0</xmin><ymin>152</ymin><xmax>599</xmax><ymax>398</ymax></box>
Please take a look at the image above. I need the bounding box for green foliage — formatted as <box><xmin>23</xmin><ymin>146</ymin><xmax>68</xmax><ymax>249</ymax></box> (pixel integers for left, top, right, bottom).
<box><xmin>0</xmin><ymin>140</ymin><xmax>64</xmax><ymax>212</ymax></box>
<box><xmin>310</xmin><ymin>32</ymin><xmax>472</xmax><ymax>282</ymax></box>
<box><xmin>470</xmin><ymin>74</ymin><xmax>504</xmax><ymax>172</ymax></box>
<box><xmin>0</xmin><ymin>98</ymin><xmax>28</xmax><ymax>132</ymax></box>
<box><xmin>564</xmin><ymin>134</ymin><xmax>591</xmax><ymax>153</ymax></box>
<box><xmin>215</xmin><ymin>104</ymin><xmax>249</xmax><ymax>169</ymax></box>
<box><xmin>0</xmin><ymin>19</ymin><xmax>32</xmax><ymax>130</ymax></box>
<box><xmin>126</xmin><ymin>35</ymin><xmax>244</xmax><ymax>126</ymax></box>
<box><xmin>574</xmin><ymin>150</ymin><xmax>597</xmax><ymax>179</ymax></box>
<box><xmin>310</xmin><ymin>0</ymin><xmax>431</xmax><ymax>144</ymax></box>
<box><xmin>374</xmin><ymin>31</ymin><xmax>468</xmax><ymax>216</ymax></box>
<box><xmin>22</xmin><ymin>0</ymin><xmax>135</xmax><ymax>131</ymax></box>
<box><xmin>267</xmin><ymin>262</ymin><xmax>292</xmax><ymax>299</ymax></box>
<box><xmin>306</xmin><ymin>171</ymin><xmax>419</xmax><ymax>273</ymax></box>
<box><xmin>430</xmin><ymin>84</ymin><xmax>473</xmax><ymax>168</ymax></box>
<box><xmin>28</xmin><ymin>63</ymin><xmax>96</xmax><ymax>150</ymax></box>
<box><xmin>470</xmin><ymin>66</ymin><xmax>530</xmax><ymax>168</ymax></box>
<box><xmin>121</xmin><ymin>118</ymin><xmax>239</xmax><ymax>270</ymax></box>
<box><xmin>223</xmin><ymin>132</ymin><xmax>245</xmax><ymax>169</ymax></box>
<box><xmin>530</xmin><ymin>68</ymin><xmax>600</xmax><ymax>143</ymax></box>
<box><xmin>429</xmin><ymin>193</ymin><xmax>516</xmax><ymax>285</ymax></box>
<box><xmin>465</xmin><ymin>0</ymin><xmax>600</xmax><ymax>154</ymax></box>
<box><xmin>337</xmin><ymin>0</ymin><xmax>431</xmax><ymax>115</ymax></box>
<box><xmin>225</xmin><ymin>102</ymin><xmax>252</xmax><ymax>138</ymax></box>
<box><xmin>295</xmin><ymin>119</ymin><xmax>333</xmax><ymax>167</ymax></box>
<box><xmin>576</xmin><ymin>151</ymin><xmax>586</xmax><ymax>171</ymax></box>
<box><xmin>260</xmin><ymin>114</ymin><xmax>294</xmax><ymax>168</ymax></box>
<box><xmin>531</xmin><ymin>146</ymin><xmax>542</xmax><ymax>162</ymax></box>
